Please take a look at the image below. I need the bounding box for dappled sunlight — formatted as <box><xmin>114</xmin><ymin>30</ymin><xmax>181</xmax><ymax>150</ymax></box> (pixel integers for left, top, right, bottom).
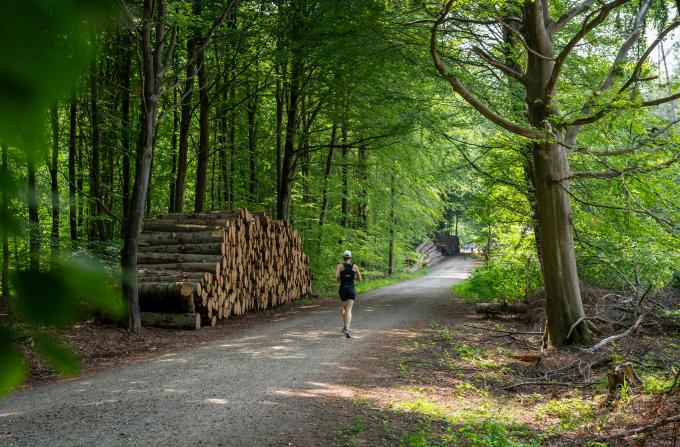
<box><xmin>205</xmin><ymin>398</ymin><xmax>228</xmax><ymax>405</ymax></box>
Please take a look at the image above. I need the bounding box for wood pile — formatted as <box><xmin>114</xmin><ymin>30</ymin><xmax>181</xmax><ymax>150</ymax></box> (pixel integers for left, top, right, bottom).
<box><xmin>415</xmin><ymin>240</ymin><xmax>445</xmax><ymax>266</ymax></box>
<box><xmin>137</xmin><ymin>209</ymin><xmax>312</xmax><ymax>329</ymax></box>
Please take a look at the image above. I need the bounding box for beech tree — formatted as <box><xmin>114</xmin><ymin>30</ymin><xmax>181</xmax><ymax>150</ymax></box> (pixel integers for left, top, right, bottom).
<box><xmin>429</xmin><ymin>0</ymin><xmax>680</xmax><ymax>345</ymax></box>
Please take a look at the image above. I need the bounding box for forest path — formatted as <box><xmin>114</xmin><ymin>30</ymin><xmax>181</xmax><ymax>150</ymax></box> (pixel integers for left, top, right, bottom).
<box><xmin>0</xmin><ymin>256</ymin><xmax>477</xmax><ymax>446</ymax></box>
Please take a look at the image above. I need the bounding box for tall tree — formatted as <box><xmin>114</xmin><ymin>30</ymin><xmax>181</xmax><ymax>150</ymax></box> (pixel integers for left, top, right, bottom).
<box><xmin>49</xmin><ymin>103</ymin><xmax>60</xmax><ymax>264</ymax></box>
<box><xmin>89</xmin><ymin>60</ymin><xmax>107</xmax><ymax>241</ymax></box>
<box><xmin>121</xmin><ymin>0</ymin><xmax>175</xmax><ymax>332</ymax></box>
<box><xmin>430</xmin><ymin>0</ymin><xmax>680</xmax><ymax>345</ymax></box>
<box><xmin>68</xmin><ymin>97</ymin><xmax>78</xmax><ymax>241</ymax></box>
<box><xmin>1</xmin><ymin>142</ymin><xmax>9</xmax><ymax>297</ymax></box>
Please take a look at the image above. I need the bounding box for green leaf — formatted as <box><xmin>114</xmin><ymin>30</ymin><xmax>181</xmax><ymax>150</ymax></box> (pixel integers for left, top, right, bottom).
<box><xmin>0</xmin><ymin>326</ymin><xmax>26</xmax><ymax>398</ymax></box>
<box><xmin>12</xmin><ymin>259</ymin><xmax>123</xmax><ymax>326</ymax></box>
<box><xmin>31</xmin><ymin>332</ymin><xmax>80</xmax><ymax>377</ymax></box>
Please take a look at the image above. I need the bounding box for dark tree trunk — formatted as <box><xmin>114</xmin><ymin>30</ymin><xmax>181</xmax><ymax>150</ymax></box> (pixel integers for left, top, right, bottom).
<box><xmin>274</xmin><ymin>67</ymin><xmax>283</xmax><ymax>198</ymax></box>
<box><xmin>1</xmin><ymin>143</ymin><xmax>9</xmax><ymax>297</ymax></box>
<box><xmin>388</xmin><ymin>183</ymin><xmax>395</xmax><ymax>275</ymax></box>
<box><xmin>27</xmin><ymin>154</ymin><xmax>40</xmax><ymax>271</ymax></box>
<box><xmin>357</xmin><ymin>145</ymin><xmax>368</xmax><ymax>229</ymax></box>
<box><xmin>169</xmin><ymin>89</ymin><xmax>178</xmax><ymax>212</ymax></box>
<box><xmin>194</xmin><ymin>44</ymin><xmax>210</xmax><ymax>212</ymax></box>
<box><xmin>49</xmin><ymin>103</ymin><xmax>60</xmax><ymax>264</ymax></box>
<box><xmin>246</xmin><ymin>84</ymin><xmax>258</xmax><ymax>203</ymax></box>
<box><xmin>121</xmin><ymin>33</ymin><xmax>132</xmax><ymax>231</ymax></box>
<box><xmin>122</xmin><ymin>0</ymin><xmax>171</xmax><ymax>332</ymax></box>
<box><xmin>68</xmin><ymin>97</ymin><xmax>78</xmax><ymax>241</ymax></box>
<box><xmin>341</xmin><ymin>126</ymin><xmax>349</xmax><ymax>228</ymax></box>
<box><xmin>173</xmin><ymin>36</ymin><xmax>195</xmax><ymax>213</ymax></box>
<box><xmin>276</xmin><ymin>59</ymin><xmax>303</xmax><ymax>221</ymax></box>
<box><xmin>76</xmin><ymin>103</ymin><xmax>85</xmax><ymax>233</ymax></box>
<box><xmin>89</xmin><ymin>60</ymin><xmax>107</xmax><ymax>241</ymax></box>
<box><xmin>319</xmin><ymin>122</ymin><xmax>338</xmax><ymax>226</ymax></box>
<box><xmin>228</xmin><ymin>67</ymin><xmax>236</xmax><ymax>207</ymax></box>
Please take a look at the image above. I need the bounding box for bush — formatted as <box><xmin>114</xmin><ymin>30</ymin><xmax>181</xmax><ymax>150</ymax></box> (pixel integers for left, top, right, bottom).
<box><xmin>453</xmin><ymin>256</ymin><xmax>541</xmax><ymax>303</ymax></box>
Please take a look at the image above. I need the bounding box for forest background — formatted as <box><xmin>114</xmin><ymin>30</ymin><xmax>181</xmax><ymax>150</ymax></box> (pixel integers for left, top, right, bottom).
<box><xmin>0</xmin><ymin>0</ymin><xmax>679</xmax><ymax>391</ymax></box>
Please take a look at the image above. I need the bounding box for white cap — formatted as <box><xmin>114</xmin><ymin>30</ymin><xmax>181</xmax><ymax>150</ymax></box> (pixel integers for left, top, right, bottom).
<box><xmin>343</xmin><ymin>250</ymin><xmax>352</xmax><ymax>258</ymax></box>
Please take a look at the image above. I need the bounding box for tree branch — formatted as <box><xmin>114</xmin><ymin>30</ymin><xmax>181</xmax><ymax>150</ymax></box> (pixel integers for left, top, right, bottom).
<box><xmin>618</xmin><ymin>18</ymin><xmax>680</xmax><ymax>94</ymax></box>
<box><xmin>562</xmin><ymin>148</ymin><xmax>680</xmax><ymax>180</ymax></box>
<box><xmin>545</xmin><ymin>0</ymin><xmax>627</xmax><ymax>103</ymax></box>
<box><xmin>548</xmin><ymin>0</ymin><xmax>598</xmax><ymax>35</ymax></box>
<box><xmin>430</xmin><ymin>0</ymin><xmax>545</xmax><ymax>140</ymax></box>
<box><xmin>471</xmin><ymin>46</ymin><xmax>526</xmax><ymax>84</ymax></box>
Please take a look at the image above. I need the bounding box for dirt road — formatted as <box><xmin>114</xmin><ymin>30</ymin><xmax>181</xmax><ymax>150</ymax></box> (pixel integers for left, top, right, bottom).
<box><xmin>0</xmin><ymin>256</ymin><xmax>476</xmax><ymax>446</ymax></box>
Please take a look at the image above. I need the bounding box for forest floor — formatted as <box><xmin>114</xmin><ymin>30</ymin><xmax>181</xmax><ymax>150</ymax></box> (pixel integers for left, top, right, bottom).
<box><xmin>1</xmin><ymin>256</ymin><xmax>678</xmax><ymax>446</ymax></box>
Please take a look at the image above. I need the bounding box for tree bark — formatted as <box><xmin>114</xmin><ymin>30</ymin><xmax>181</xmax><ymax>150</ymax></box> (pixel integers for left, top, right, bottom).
<box><xmin>245</xmin><ymin>81</ymin><xmax>258</xmax><ymax>203</ymax></box>
<box><xmin>276</xmin><ymin>58</ymin><xmax>303</xmax><ymax>221</ymax></box>
<box><xmin>122</xmin><ymin>0</ymin><xmax>171</xmax><ymax>332</ymax></box>
<box><xmin>169</xmin><ymin>89</ymin><xmax>178</xmax><ymax>212</ymax></box>
<box><xmin>49</xmin><ymin>103</ymin><xmax>60</xmax><ymax>264</ymax></box>
<box><xmin>319</xmin><ymin>122</ymin><xmax>338</xmax><ymax>226</ymax></box>
<box><xmin>121</xmin><ymin>32</ymin><xmax>132</xmax><ymax>230</ymax></box>
<box><xmin>341</xmin><ymin>125</ymin><xmax>349</xmax><ymax>227</ymax></box>
<box><xmin>68</xmin><ymin>96</ymin><xmax>78</xmax><ymax>241</ymax></box>
<box><xmin>89</xmin><ymin>60</ymin><xmax>107</xmax><ymax>241</ymax></box>
<box><xmin>532</xmin><ymin>141</ymin><xmax>589</xmax><ymax>345</ymax></box>
<box><xmin>173</xmin><ymin>36</ymin><xmax>195</xmax><ymax>213</ymax></box>
<box><xmin>194</xmin><ymin>39</ymin><xmax>210</xmax><ymax>212</ymax></box>
<box><xmin>27</xmin><ymin>152</ymin><xmax>39</xmax><ymax>271</ymax></box>
<box><xmin>1</xmin><ymin>142</ymin><xmax>9</xmax><ymax>297</ymax></box>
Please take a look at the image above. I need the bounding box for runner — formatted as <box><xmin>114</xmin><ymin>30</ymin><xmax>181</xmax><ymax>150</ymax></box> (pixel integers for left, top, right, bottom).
<box><xmin>335</xmin><ymin>250</ymin><xmax>362</xmax><ymax>338</ymax></box>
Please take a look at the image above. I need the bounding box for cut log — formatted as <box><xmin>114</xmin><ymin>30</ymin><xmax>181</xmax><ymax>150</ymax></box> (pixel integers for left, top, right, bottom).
<box><xmin>137</xmin><ymin>253</ymin><xmax>223</xmax><ymax>264</ymax></box>
<box><xmin>142</xmin><ymin>222</ymin><xmax>222</xmax><ymax>232</ymax></box>
<box><xmin>474</xmin><ymin>302</ymin><xmax>528</xmax><ymax>315</ymax></box>
<box><xmin>140</xmin><ymin>312</ymin><xmax>201</xmax><ymax>330</ymax></box>
<box><xmin>138</xmin><ymin>242</ymin><xmax>225</xmax><ymax>255</ymax></box>
<box><xmin>140</xmin><ymin>230</ymin><xmax>224</xmax><ymax>245</ymax></box>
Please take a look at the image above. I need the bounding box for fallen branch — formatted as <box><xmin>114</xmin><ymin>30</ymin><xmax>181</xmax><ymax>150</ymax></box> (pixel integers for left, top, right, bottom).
<box><xmin>504</xmin><ymin>380</ymin><xmax>599</xmax><ymax>390</ymax></box>
<box><xmin>593</xmin><ymin>414</ymin><xmax>680</xmax><ymax>441</ymax></box>
<box><xmin>585</xmin><ymin>313</ymin><xmax>645</xmax><ymax>353</ymax></box>
<box><xmin>461</xmin><ymin>323</ymin><xmax>543</xmax><ymax>336</ymax></box>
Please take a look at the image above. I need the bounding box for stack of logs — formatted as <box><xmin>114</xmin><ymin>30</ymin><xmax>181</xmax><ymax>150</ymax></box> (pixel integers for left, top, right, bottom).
<box><xmin>415</xmin><ymin>240</ymin><xmax>445</xmax><ymax>267</ymax></box>
<box><xmin>137</xmin><ymin>209</ymin><xmax>312</xmax><ymax>330</ymax></box>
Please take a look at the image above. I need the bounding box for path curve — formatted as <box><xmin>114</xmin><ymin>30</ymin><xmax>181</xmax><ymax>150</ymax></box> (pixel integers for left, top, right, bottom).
<box><xmin>0</xmin><ymin>256</ymin><xmax>476</xmax><ymax>446</ymax></box>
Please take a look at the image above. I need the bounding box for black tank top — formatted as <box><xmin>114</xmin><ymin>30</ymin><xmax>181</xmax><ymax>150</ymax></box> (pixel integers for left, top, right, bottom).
<box><xmin>340</xmin><ymin>263</ymin><xmax>355</xmax><ymax>288</ymax></box>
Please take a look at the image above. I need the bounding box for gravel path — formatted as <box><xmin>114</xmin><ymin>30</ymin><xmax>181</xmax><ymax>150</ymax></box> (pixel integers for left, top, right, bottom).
<box><xmin>0</xmin><ymin>256</ymin><xmax>476</xmax><ymax>446</ymax></box>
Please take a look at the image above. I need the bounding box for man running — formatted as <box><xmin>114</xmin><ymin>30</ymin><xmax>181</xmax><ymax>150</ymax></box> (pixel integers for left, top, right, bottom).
<box><xmin>335</xmin><ymin>250</ymin><xmax>362</xmax><ymax>338</ymax></box>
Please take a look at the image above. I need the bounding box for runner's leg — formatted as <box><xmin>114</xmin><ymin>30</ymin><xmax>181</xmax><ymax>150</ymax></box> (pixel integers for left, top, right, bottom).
<box><xmin>343</xmin><ymin>299</ymin><xmax>353</xmax><ymax>330</ymax></box>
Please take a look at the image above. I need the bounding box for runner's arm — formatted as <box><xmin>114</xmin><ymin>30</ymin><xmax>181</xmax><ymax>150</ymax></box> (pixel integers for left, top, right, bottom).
<box><xmin>334</xmin><ymin>264</ymin><xmax>342</xmax><ymax>282</ymax></box>
<box><xmin>353</xmin><ymin>265</ymin><xmax>362</xmax><ymax>282</ymax></box>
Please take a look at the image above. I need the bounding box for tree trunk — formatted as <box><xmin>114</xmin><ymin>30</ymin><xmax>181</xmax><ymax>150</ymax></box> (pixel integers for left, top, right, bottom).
<box><xmin>532</xmin><ymin>141</ymin><xmax>590</xmax><ymax>345</ymax></box>
<box><xmin>1</xmin><ymin>143</ymin><xmax>9</xmax><ymax>297</ymax></box>
<box><xmin>341</xmin><ymin>126</ymin><xmax>349</xmax><ymax>227</ymax></box>
<box><xmin>357</xmin><ymin>145</ymin><xmax>368</xmax><ymax>229</ymax></box>
<box><xmin>27</xmin><ymin>154</ymin><xmax>40</xmax><ymax>271</ymax></box>
<box><xmin>246</xmin><ymin>85</ymin><xmax>258</xmax><ymax>203</ymax></box>
<box><xmin>89</xmin><ymin>60</ymin><xmax>107</xmax><ymax>241</ymax></box>
<box><xmin>173</xmin><ymin>36</ymin><xmax>195</xmax><ymax>213</ymax></box>
<box><xmin>76</xmin><ymin>104</ymin><xmax>84</xmax><ymax>233</ymax></box>
<box><xmin>276</xmin><ymin>59</ymin><xmax>303</xmax><ymax>221</ymax></box>
<box><xmin>122</xmin><ymin>0</ymin><xmax>168</xmax><ymax>332</ymax></box>
<box><xmin>68</xmin><ymin>96</ymin><xmax>78</xmax><ymax>241</ymax></box>
<box><xmin>169</xmin><ymin>89</ymin><xmax>178</xmax><ymax>212</ymax></box>
<box><xmin>49</xmin><ymin>103</ymin><xmax>60</xmax><ymax>264</ymax></box>
<box><xmin>121</xmin><ymin>33</ymin><xmax>132</xmax><ymax>230</ymax></box>
<box><xmin>388</xmin><ymin>182</ymin><xmax>395</xmax><ymax>275</ymax></box>
<box><xmin>319</xmin><ymin>122</ymin><xmax>337</xmax><ymax>226</ymax></box>
<box><xmin>194</xmin><ymin>43</ymin><xmax>210</xmax><ymax>212</ymax></box>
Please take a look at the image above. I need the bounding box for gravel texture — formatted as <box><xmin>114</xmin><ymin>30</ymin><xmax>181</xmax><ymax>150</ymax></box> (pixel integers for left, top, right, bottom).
<box><xmin>0</xmin><ymin>256</ymin><xmax>475</xmax><ymax>446</ymax></box>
